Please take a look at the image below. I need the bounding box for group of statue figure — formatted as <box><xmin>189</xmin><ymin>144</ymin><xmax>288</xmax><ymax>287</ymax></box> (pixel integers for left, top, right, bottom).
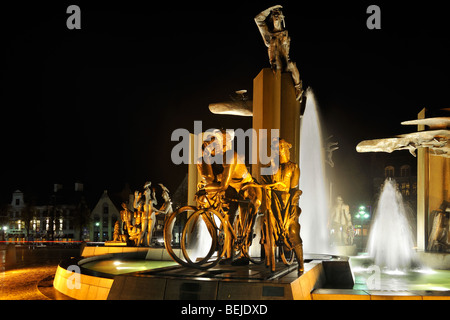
<box><xmin>113</xmin><ymin>182</ymin><xmax>173</xmax><ymax>247</ymax></box>
<box><xmin>195</xmin><ymin>129</ymin><xmax>305</xmax><ymax>274</ymax></box>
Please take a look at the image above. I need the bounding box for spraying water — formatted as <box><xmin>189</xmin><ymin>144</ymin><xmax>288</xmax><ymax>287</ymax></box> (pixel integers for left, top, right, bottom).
<box><xmin>298</xmin><ymin>88</ymin><xmax>331</xmax><ymax>254</ymax></box>
<box><xmin>367</xmin><ymin>178</ymin><xmax>417</xmax><ymax>271</ymax></box>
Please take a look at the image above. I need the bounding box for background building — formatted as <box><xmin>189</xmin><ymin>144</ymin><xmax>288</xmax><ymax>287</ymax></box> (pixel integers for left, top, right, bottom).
<box><xmin>89</xmin><ymin>190</ymin><xmax>120</xmax><ymax>242</ymax></box>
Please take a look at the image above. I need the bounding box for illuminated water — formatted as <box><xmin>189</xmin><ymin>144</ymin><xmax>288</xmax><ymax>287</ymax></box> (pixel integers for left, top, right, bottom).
<box><xmin>367</xmin><ymin>178</ymin><xmax>417</xmax><ymax>271</ymax></box>
<box><xmin>351</xmin><ymin>256</ymin><xmax>450</xmax><ymax>291</ymax></box>
<box><xmin>298</xmin><ymin>88</ymin><xmax>331</xmax><ymax>254</ymax></box>
<box><xmin>82</xmin><ymin>259</ymin><xmax>177</xmax><ymax>275</ymax></box>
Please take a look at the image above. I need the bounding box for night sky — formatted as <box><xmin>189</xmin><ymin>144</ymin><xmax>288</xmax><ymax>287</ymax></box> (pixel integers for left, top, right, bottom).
<box><xmin>1</xmin><ymin>1</ymin><xmax>449</xmax><ymax>208</ymax></box>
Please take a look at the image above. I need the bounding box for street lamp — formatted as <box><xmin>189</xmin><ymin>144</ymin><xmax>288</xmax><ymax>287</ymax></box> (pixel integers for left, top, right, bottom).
<box><xmin>354</xmin><ymin>205</ymin><xmax>371</xmax><ymax>252</ymax></box>
<box><xmin>355</xmin><ymin>205</ymin><xmax>370</xmax><ymax>220</ymax></box>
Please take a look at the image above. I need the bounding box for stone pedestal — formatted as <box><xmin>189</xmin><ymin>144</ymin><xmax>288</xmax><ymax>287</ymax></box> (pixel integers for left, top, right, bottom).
<box><xmin>335</xmin><ymin>245</ymin><xmax>357</xmax><ymax>257</ymax></box>
<box><xmin>417</xmin><ymin>108</ymin><xmax>450</xmax><ymax>251</ymax></box>
<box><xmin>251</xmin><ymin>68</ymin><xmax>301</xmax><ymax>181</ymax></box>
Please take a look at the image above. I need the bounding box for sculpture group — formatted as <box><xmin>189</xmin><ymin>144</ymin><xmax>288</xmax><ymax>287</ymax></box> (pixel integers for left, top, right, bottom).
<box><xmin>113</xmin><ymin>6</ymin><xmax>306</xmax><ymax>275</ymax></box>
<box><xmin>164</xmin><ymin>131</ymin><xmax>304</xmax><ymax>275</ymax></box>
<box><xmin>113</xmin><ymin>182</ymin><xmax>173</xmax><ymax>247</ymax></box>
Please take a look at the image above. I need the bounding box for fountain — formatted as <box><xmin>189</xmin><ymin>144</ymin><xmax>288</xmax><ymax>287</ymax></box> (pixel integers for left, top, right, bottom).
<box><xmin>50</xmin><ymin>6</ymin><xmax>450</xmax><ymax>301</ymax></box>
<box><xmin>299</xmin><ymin>88</ymin><xmax>331</xmax><ymax>254</ymax></box>
<box><xmin>367</xmin><ymin>178</ymin><xmax>418</xmax><ymax>271</ymax></box>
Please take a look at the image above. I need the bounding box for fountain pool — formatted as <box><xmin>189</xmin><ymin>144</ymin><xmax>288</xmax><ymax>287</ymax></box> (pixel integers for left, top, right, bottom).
<box><xmin>351</xmin><ymin>255</ymin><xmax>450</xmax><ymax>292</ymax></box>
<box><xmin>81</xmin><ymin>259</ymin><xmax>177</xmax><ymax>275</ymax></box>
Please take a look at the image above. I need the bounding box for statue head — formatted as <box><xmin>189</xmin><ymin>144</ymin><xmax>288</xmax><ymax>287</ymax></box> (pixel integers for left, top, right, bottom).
<box><xmin>270</xmin><ymin>8</ymin><xmax>285</xmax><ymax>30</ymax></box>
<box><xmin>275</xmin><ymin>138</ymin><xmax>291</xmax><ymax>164</ymax></box>
<box><xmin>336</xmin><ymin>196</ymin><xmax>344</xmax><ymax>204</ymax></box>
<box><xmin>204</xmin><ymin>129</ymin><xmax>234</xmax><ymax>156</ymax></box>
<box><xmin>159</xmin><ymin>183</ymin><xmax>170</xmax><ymax>201</ymax></box>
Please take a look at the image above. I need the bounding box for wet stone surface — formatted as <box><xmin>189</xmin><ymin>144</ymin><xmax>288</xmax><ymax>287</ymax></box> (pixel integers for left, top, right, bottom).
<box><xmin>0</xmin><ymin>246</ymin><xmax>79</xmax><ymax>300</ymax></box>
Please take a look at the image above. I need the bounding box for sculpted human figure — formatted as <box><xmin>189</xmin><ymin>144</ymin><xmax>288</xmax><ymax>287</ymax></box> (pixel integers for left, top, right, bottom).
<box><xmin>200</xmin><ymin>129</ymin><xmax>262</xmax><ymax>263</ymax></box>
<box><xmin>136</xmin><ymin>182</ymin><xmax>158</xmax><ymax>246</ymax></box>
<box><xmin>261</xmin><ymin>138</ymin><xmax>304</xmax><ymax>275</ymax></box>
<box><xmin>329</xmin><ymin>196</ymin><xmax>353</xmax><ymax>245</ymax></box>
<box><xmin>130</xmin><ymin>190</ymin><xmax>143</xmax><ymax>246</ymax></box>
<box><xmin>255</xmin><ymin>5</ymin><xmax>303</xmax><ymax>101</ymax></box>
<box><xmin>156</xmin><ymin>184</ymin><xmax>173</xmax><ymax>216</ymax></box>
<box><xmin>120</xmin><ymin>202</ymin><xmax>133</xmax><ymax>242</ymax></box>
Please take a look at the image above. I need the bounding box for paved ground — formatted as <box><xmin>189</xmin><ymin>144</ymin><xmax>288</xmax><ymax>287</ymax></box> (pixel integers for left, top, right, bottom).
<box><xmin>0</xmin><ymin>246</ymin><xmax>79</xmax><ymax>300</ymax></box>
<box><xmin>0</xmin><ymin>265</ymin><xmax>58</xmax><ymax>300</ymax></box>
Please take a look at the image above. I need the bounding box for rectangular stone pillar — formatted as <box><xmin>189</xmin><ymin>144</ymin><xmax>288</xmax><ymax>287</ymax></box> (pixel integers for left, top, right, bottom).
<box><xmin>416</xmin><ymin>108</ymin><xmax>450</xmax><ymax>251</ymax></box>
<box><xmin>251</xmin><ymin>68</ymin><xmax>300</xmax><ymax>181</ymax></box>
<box><xmin>187</xmin><ymin>133</ymin><xmax>201</xmax><ymax>207</ymax></box>
<box><xmin>417</xmin><ymin>108</ymin><xmax>429</xmax><ymax>251</ymax></box>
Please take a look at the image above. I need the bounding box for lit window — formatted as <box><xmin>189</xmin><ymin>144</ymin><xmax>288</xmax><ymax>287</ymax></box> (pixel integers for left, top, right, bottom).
<box><xmin>401</xmin><ymin>183</ymin><xmax>410</xmax><ymax>196</ymax></box>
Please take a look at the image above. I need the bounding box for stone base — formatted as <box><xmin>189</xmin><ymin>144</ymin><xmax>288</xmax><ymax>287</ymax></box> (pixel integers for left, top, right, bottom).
<box><xmin>335</xmin><ymin>245</ymin><xmax>357</xmax><ymax>257</ymax></box>
<box><xmin>107</xmin><ymin>255</ymin><xmax>354</xmax><ymax>300</ymax></box>
<box><xmin>312</xmin><ymin>288</ymin><xmax>450</xmax><ymax>300</ymax></box>
<box><xmin>80</xmin><ymin>245</ymin><xmax>150</xmax><ymax>258</ymax></box>
<box><xmin>417</xmin><ymin>251</ymin><xmax>450</xmax><ymax>270</ymax></box>
<box><xmin>104</xmin><ymin>241</ymin><xmax>127</xmax><ymax>247</ymax></box>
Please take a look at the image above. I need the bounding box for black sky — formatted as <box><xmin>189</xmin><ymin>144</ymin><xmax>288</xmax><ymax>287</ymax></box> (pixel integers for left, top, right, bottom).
<box><xmin>1</xmin><ymin>1</ymin><xmax>449</xmax><ymax>207</ymax></box>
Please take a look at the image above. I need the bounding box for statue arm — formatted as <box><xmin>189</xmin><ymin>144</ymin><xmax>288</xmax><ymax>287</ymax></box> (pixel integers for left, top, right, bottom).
<box><xmin>344</xmin><ymin>205</ymin><xmax>352</xmax><ymax>226</ymax></box>
<box><xmin>197</xmin><ymin>162</ymin><xmax>215</xmax><ymax>184</ymax></box>
<box><xmin>254</xmin><ymin>5</ymin><xmax>282</xmax><ymax>46</ymax></box>
<box><xmin>220</xmin><ymin>161</ymin><xmax>235</xmax><ymax>191</ymax></box>
<box><xmin>290</xmin><ymin>164</ymin><xmax>300</xmax><ymax>190</ymax></box>
<box><xmin>255</xmin><ymin>5</ymin><xmax>282</xmax><ymax>23</ymax></box>
<box><xmin>133</xmin><ymin>191</ymin><xmax>141</xmax><ymax>209</ymax></box>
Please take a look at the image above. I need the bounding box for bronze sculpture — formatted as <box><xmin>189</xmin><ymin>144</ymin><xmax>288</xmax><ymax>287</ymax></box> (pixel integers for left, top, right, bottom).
<box><xmin>164</xmin><ymin>135</ymin><xmax>305</xmax><ymax>275</ymax></box>
<box><xmin>329</xmin><ymin>196</ymin><xmax>354</xmax><ymax>246</ymax></box>
<box><xmin>255</xmin><ymin>5</ymin><xmax>303</xmax><ymax>101</ymax></box>
<box><xmin>261</xmin><ymin>138</ymin><xmax>304</xmax><ymax>275</ymax></box>
<box><xmin>113</xmin><ymin>182</ymin><xmax>172</xmax><ymax>247</ymax></box>
<box><xmin>199</xmin><ymin>130</ymin><xmax>262</xmax><ymax>263</ymax></box>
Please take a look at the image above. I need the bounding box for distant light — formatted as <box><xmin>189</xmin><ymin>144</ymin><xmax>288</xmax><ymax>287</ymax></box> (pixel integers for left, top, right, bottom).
<box><xmin>113</xmin><ymin>261</ymin><xmax>122</xmax><ymax>266</ymax></box>
<box><xmin>2</xmin><ymin>226</ymin><xmax>7</xmax><ymax>231</ymax></box>
<box><xmin>364</xmin><ymin>213</ymin><xmax>370</xmax><ymax>219</ymax></box>
<box><xmin>359</xmin><ymin>206</ymin><xmax>366</xmax><ymax>210</ymax></box>
<box><xmin>95</xmin><ymin>222</ymin><xmax>100</xmax><ymax>227</ymax></box>
<box><xmin>355</xmin><ymin>214</ymin><xmax>361</xmax><ymax>218</ymax></box>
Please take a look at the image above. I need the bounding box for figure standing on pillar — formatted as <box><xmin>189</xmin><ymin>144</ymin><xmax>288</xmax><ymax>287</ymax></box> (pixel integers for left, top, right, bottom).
<box><xmin>255</xmin><ymin>5</ymin><xmax>303</xmax><ymax>101</ymax></box>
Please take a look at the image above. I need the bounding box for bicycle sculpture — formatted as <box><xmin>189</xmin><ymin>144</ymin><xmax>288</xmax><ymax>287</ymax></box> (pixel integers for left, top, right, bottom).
<box><xmin>164</xmin><ymin>131</ymin><xmax>304</xmax><ymax>275</ymax></box>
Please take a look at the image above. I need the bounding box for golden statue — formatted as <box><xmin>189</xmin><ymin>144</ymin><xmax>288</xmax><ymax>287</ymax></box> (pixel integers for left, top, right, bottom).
<box><xmin>261</xmin><ymin>138</ymin><xmax>304</xmax><ymax>275</ymax></box>
<box><xmin>255</xmin><ymin>5</ymin><xmax>303</xmax><ymax>101</ymax></box>
<box><xmin>197</xmin><ymin>129</ymin><xmax>262</xmax><ymax>263</ymax></box>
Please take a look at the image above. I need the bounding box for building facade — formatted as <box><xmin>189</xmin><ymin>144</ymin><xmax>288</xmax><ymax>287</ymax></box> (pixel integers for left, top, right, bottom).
<box><xmin>89</xmin><ymin>190</ymin><xmax>120</xmax><ymax>242</ymax></box>
<box><xmin>2</xmin><ymin>187</ymin><xmax>82</xmax><ymax>241</ymax></box>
